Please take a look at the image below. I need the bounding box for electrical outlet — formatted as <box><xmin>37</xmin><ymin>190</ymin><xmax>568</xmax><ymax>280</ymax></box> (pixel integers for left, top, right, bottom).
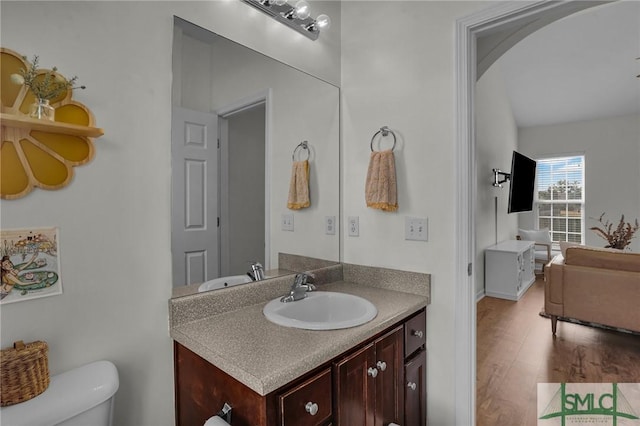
<box><xmin>282</xmin><ymin>213</ymin><xmax>294</xmax><ymax>231</ymax></box>
<box><xmin>405</xmin><ymin>217</ymin><xmax>428</xmax><ymax>241</ymax></box>
<box><xmin>325</xmin><ymin>216</ymin><xmax>336</xmax><ymax>235</ymax></box>
<box><xmin>348</xmin><ymin>216</ymin><xmax>359</xmax><ymax>237</ymax></box>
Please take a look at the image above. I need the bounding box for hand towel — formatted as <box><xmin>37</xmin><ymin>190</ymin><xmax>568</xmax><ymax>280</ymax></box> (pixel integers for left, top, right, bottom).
<box><xmin>365</xmin><ymin>149</ymin><xmax>398</xmax><ymax>212</ymax></box>
<box><xmin>287</xmin><ymin>159</ymin><xmax>310</xmax><ymax>209</ymax></box>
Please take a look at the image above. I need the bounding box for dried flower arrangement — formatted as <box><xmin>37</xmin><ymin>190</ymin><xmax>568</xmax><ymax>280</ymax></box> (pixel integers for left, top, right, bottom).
<box><xmin>10</xmin><ymin>55</ymin><xmax>84</xmax><ymax>100</ymax></box>
<box><xmin>590</xmin><ymin>213</ymin><xmax>639</xmax><ymax>250</ymax></box>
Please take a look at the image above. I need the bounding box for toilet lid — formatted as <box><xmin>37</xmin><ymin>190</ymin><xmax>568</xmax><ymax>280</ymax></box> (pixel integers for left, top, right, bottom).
<box><xmin>0</xmin><ymin>360</ymin><xmax>119</xmax><ymax>425</ymax></box>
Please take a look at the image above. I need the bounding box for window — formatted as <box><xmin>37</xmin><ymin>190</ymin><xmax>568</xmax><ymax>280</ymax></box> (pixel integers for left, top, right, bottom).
<box><xmin>535</xmin><ymin>155</ymin><xmax>585</xmax><ymax>244</ymax></box>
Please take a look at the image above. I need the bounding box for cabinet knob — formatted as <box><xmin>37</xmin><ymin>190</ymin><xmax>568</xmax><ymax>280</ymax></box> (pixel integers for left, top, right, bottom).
<box><xmin>305</xmin><ymin>402</ymin><xmax>319</xmax><ymax>416</ymax></box>
<box><xmin>376</xmin><ymin>360</ymin><xmax>387</xmax><ymax>371</ymax></box>
<box><xmin>367</xmin><ymin>367</ymin><xmax>378</xmax><ymax>378</ymax></box>
<box><xmin>407</xmin><ymin>381</ymin><xmax>417</xmax><ymax>391</ymax></box>
<box><xmin>411</xmin><ymin>329</ymin><xmax>424</xmax><ymax>339</ymax></box>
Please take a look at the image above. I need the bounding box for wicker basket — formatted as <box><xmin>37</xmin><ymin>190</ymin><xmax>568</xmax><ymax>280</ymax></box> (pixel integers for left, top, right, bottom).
<box><xmin>0</xmin><ymin>340</ymin><xmax>50</xmax><ymax>406</ymax></box>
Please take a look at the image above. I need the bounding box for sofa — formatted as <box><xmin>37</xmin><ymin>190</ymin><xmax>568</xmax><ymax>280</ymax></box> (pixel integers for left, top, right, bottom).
<box><xmin>544</xmin><ymin>245</ymin><xmax>640</xmax><ymax>335</ymax></box>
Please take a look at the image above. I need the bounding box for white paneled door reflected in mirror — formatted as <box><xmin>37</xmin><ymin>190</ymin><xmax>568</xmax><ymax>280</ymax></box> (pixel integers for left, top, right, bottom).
<box><xmin>171</xmin><ymin>17</ymin><xmax>340</xmax><ymax>296</ymax></box>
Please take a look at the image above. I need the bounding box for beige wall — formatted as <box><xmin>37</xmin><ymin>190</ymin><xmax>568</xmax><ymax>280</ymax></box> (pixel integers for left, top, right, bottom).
<box><xmin>474</xmin><ymin>62</ymin><xmax>519</xmax><ymax>299</ymax></box>
<box><xmin>518</xmin><ymin>113</ymin><xmax>640</xmax><ymax>252</ymax></box>
<box><xmin>341</xmin><ymin>2</ymin><xmax>488</xmax><ymax>424</ymax></box>
<box><xmin>1</xmin><ymin>1</ymin><xmax>520</xmax><ymax>424</ymax></box>
<box><xmin>0</xmin><ymin>1</ymin><xmax>340</xmax><ymax>425</ymax></box>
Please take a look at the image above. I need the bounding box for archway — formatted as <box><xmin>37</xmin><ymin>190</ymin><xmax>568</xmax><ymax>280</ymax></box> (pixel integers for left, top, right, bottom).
<box><xmin>453</xmin><ymin>1</ymin><xmax>608</xmax><ymax>423</ymax></box>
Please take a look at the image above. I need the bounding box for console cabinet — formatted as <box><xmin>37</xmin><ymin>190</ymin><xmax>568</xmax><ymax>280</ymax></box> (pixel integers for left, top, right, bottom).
<box><xmin>174</xmin><ymin>308</ymin><xmax>426</xmax><ymax>426</ymax></box>
<box><xmin>485</xmin><ymin>240</ymin><xmax>536</xmax><ymax>300</ymax></box>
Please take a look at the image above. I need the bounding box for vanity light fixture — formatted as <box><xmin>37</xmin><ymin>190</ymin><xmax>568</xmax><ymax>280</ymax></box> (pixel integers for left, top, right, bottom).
<box><xmin>242</xmin><ymin>0</ymin><xmax>331</xmax><ymax>41</ymax></box>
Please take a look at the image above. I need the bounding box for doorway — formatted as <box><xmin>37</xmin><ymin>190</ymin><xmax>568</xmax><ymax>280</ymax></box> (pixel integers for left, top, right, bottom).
<box><xmin>218</xmin><ymin>101</ymin><xmax>267</xmax><ymax>277</ymax></box>
<box><xmin>454</xmin><ymin>1</ymin><xmax>604</xmax><ymax>423</ymax></box>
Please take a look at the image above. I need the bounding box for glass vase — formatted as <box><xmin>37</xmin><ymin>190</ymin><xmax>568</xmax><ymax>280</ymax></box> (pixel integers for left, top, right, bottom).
<box><xmin>29</xmin><ymin>98</ymin><xmax>55</xmax><ymax>121</ymax></box>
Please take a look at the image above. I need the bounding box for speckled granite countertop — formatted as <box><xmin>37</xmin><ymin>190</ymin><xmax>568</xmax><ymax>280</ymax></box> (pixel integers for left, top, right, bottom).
<box><xmin>170</xmin><ymin>279</ymin><xmax>428</xmax><ymax>396</ymax></box>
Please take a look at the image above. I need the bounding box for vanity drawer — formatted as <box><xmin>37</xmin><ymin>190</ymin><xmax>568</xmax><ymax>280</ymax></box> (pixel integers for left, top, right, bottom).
<box><xmin>278</xmin><ymin>368</ymin><xmax>332</xmax><ymax>426</ymax></box>
<box><xmin>404</xmin><ymin>309</ymin><xmax>426</xmax><ymax>358</ymax></box>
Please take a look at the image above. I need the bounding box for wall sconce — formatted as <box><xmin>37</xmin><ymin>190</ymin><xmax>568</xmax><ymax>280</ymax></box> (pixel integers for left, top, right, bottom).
<box><xmin>242</xmin><ymin>0</ymin><xmax>331</xmax><ymax>41</ymax></box>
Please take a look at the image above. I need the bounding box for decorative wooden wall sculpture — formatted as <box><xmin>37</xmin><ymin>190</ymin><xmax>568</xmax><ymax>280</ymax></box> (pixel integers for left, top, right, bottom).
<box><xmin>1</xmin><ymin>48</ymin><xmax>104</xmax><ymax>199</ymax></box>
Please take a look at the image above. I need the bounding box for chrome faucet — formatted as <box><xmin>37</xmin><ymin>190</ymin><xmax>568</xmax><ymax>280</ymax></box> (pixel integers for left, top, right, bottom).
<box><xmin>249</xmin><ymin>262</ymin><xmax>265</xmax><ymax>281</ymax></box>
<box><xmin>280</xmin><ymin>272</ymin><xmax>316</xmax><ymax>303</ymax></box>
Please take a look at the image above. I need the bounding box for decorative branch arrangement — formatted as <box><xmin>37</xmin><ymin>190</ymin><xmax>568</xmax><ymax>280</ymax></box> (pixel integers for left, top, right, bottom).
<box><xmin>11</xmin><ymin>55</ymin><xmax>84</xmax><ymax>100</ymax></box>
<box><xmin>590</xmin><ymin>213</ymin><xmax>639</xmax><ymax>250</ymax></box>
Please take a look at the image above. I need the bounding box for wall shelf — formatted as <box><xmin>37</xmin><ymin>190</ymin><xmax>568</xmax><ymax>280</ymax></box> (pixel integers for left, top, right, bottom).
<box><xmin>1</xmin><ymin>47</ymin><xmax>103</xmax><ymax>199</ymax></box>
<box><xmin>1</xmin><ymin>113</ymin><xmax>104</xmax><ymax>138</ymax></box>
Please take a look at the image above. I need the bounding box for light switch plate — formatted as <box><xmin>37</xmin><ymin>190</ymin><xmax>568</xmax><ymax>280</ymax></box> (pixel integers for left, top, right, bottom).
<box><xmin>405</xmin><ymin>216</ymin><xmax>428</xmax><ymax>241</ymax></box>
<box><xmin>282</xmin><ymin>213</ymin><xmax>294</xmax><ymax>231</ymax></box>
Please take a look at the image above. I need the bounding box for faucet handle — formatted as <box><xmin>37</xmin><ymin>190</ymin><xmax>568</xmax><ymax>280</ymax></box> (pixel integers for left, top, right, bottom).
<box><xmin>248</xmin><ymin>261</ymin><xmax>265</xmax><ymax>281</ymax></box>
<box><xmin>295</xmin><ymin>272</ymin><xmax>316</xmax><ymax>291</ymax></box>
<box><xmin>293</xmin><ymin>273</ymin><xmax>308</xmax><ymax>286</ymax></box>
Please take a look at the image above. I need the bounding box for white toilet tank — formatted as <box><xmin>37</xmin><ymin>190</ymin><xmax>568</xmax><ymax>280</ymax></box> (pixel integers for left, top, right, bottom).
<box><xmin>0</xmin><ymin>360</ymin><xmax>119</xmax><ymax>426</ymax></box>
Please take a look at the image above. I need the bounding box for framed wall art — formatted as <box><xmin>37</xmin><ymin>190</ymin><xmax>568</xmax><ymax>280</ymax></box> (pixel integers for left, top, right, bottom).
<box><xmin>1</xmin><ymin>227</ymin><xmax>62</xmax><ymax>304</ymax></box>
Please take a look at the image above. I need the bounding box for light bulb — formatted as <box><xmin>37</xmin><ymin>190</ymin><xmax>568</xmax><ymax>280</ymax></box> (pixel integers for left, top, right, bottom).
<box><xmin>315</xmin><ymin>14</ymin><xmax>331</xmax><ymax>29</ymax></box>
<box><xmin>294</xmin><ymin>0</ymin><xmax>310</xmax><ymax>19</ymax></box>
<box><xmin>273</xmin><ymin>0</ymin><xmax>287</xmax><ymax>5</ymax></box>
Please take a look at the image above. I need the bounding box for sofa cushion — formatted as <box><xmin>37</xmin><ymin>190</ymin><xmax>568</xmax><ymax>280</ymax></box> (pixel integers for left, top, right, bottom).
<box><xmin>565</xmin><ymin>246</ymin><xmax>640</xmax><ymax>273</ymax></box>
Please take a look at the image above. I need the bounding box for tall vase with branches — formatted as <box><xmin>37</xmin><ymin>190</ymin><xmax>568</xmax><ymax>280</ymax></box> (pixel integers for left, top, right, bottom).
<box><xmin>590</xmin><ymin>213</ymin><xmax>639</xmax><ymax>250</ymax></box>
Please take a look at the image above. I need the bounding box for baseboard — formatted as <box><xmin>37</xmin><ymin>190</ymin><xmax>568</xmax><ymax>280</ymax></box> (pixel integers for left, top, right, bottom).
<box><xmin>476</xmin><ymin>289</ymin><xmax>485</xmax><ymax>302</ymax></box>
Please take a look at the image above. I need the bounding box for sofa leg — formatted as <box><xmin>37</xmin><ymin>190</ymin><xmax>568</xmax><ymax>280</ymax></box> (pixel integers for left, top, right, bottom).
<box><xmin>551</xmin><ymin>315</ymin><xmax>558</xmax><ymax>336</ymax></box>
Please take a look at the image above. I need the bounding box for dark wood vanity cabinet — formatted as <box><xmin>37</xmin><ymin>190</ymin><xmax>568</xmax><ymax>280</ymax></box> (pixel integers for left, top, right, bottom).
<box><xmin>403</xmin><ymin>309</ymin><xmax>427</xmax><ymax>426</ymax></box>
<box><xmin>404</xmin><ymin>351</ymin><xmax>427</xmax><ymax>426</ymax></box>
<box><xmin>174</xmin><ymin>308</ymin><xmax>426</xmax><ymax>426</ymax></box>
<box><xmin>334</xmin><ymin>326</ymin><xmax>404</xmax><ymax>426</ymax></box>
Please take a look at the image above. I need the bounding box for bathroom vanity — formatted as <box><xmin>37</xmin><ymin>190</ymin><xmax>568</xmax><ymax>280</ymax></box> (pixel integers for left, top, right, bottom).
<box><xmin>169</xmin><ymin>263</ymin><xmax>430</xmax><ymax>426</ymax></box>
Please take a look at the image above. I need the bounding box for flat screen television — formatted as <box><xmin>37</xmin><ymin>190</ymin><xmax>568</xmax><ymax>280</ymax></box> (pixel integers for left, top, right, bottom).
<box><xmin>508</xmin><ymin>151</ymin><xmax>536</xmax><ymax>213</ymax></box>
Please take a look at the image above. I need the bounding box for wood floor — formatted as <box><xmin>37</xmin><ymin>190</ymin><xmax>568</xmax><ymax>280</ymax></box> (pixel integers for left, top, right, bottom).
<box><xmin>476</xmin><ymin>276</ymin><xmax>640</xmax><ymax>426</ymax></box>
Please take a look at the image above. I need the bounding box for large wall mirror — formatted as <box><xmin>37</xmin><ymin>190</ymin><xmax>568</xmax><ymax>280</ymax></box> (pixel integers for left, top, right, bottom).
<box><xmin>171</xmin><ymin>17</ymin><xmax>340</xmax><ymax>296</ymax></box>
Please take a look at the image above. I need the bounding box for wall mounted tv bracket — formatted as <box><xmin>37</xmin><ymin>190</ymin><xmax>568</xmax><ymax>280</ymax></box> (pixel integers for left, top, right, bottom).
<box><xmin>492</xmin><ymin>169</ymin><xmax>511</xmax><ymax>188</ymax></box>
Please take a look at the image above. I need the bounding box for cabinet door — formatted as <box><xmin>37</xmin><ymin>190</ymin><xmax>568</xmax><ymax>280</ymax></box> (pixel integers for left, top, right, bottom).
<box><xmin>334</xmin><ymin>342</ymin><xmax>375</xmax><ymax>426</ymax></box>
<box><xmin>174</xmin><ymin>342</ymin><xmax>269</xmax><ymax>426</ymax></box>
<box><xmin>374</xmin><ymin>327</ymin><xmax>404</xmax><ymax>426</ymax></box>
<box><xmin>404</xmin><ymin>349</ymin><xmax>427</xmax><ymax>426</ymax></box>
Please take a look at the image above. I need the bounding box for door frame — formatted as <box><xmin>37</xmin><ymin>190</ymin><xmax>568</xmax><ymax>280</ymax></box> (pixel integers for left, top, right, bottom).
<box><xmin>216</xmin><ymin>89</ymin><xmax>272</xmax><ymax>272</ymax></box>
<box><xmin>454</xmin><ymin>1</ymin><xmax>604</xmax><ymax>423</ymax></box>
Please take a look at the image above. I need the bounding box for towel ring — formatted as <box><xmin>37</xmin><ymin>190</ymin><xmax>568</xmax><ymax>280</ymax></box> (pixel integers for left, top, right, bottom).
<box><xmin>370</xmin><ymin>126</ymin><xmax>397</xmax><ymax>152</ymax></box>
<box><xmin>292</xmin><ymin>141</ymin><xmax>310</xmax><ymax>161</ymax></box>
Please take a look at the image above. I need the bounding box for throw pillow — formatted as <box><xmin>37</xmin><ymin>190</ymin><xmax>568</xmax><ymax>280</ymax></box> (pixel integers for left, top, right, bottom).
<box><xmin>559</xmin><ymin>241</ymin><xmax>583</xmax><ymax>258</ymax></box>
<box><xmin>518</xmin><ymin>228</ymin><xmax>552</xmax><ymax>244</ymax></box>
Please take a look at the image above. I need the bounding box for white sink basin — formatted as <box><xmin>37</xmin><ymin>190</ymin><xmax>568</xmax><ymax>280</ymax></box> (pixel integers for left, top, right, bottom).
<box><xmin>198</xmin><ymin>275</ymin><xmax>252</xmax><ymax>292</ymax></box>
<box><xmin>263</xmin><ymin>291</ymin><xmax>377</xmax><ymax>330</ymax></box>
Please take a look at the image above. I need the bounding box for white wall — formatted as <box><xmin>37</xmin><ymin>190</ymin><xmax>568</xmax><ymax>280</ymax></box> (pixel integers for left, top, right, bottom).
<box><xmin>341</xmin><ymin>2</ymin><xmax>489</xmax><ymax>424</ymax></box>
<box><xmin>0</xmin><ymin>2</ymin><xmax>340</xmax><ymax>425</ymax></box>
<box><xmin>474</xmin><ymin>63</ymin><xmax>519</xmax><ymax>299</ymax></box>
<box><xmin>518</xmin><ymin>114</ymin><xmax>640</xmax><ymax>252</ymax></box>
<box><xmin>227</xmin><ymin>105</ymin><xmax>266</xmax><ymax>275</ymax></box>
